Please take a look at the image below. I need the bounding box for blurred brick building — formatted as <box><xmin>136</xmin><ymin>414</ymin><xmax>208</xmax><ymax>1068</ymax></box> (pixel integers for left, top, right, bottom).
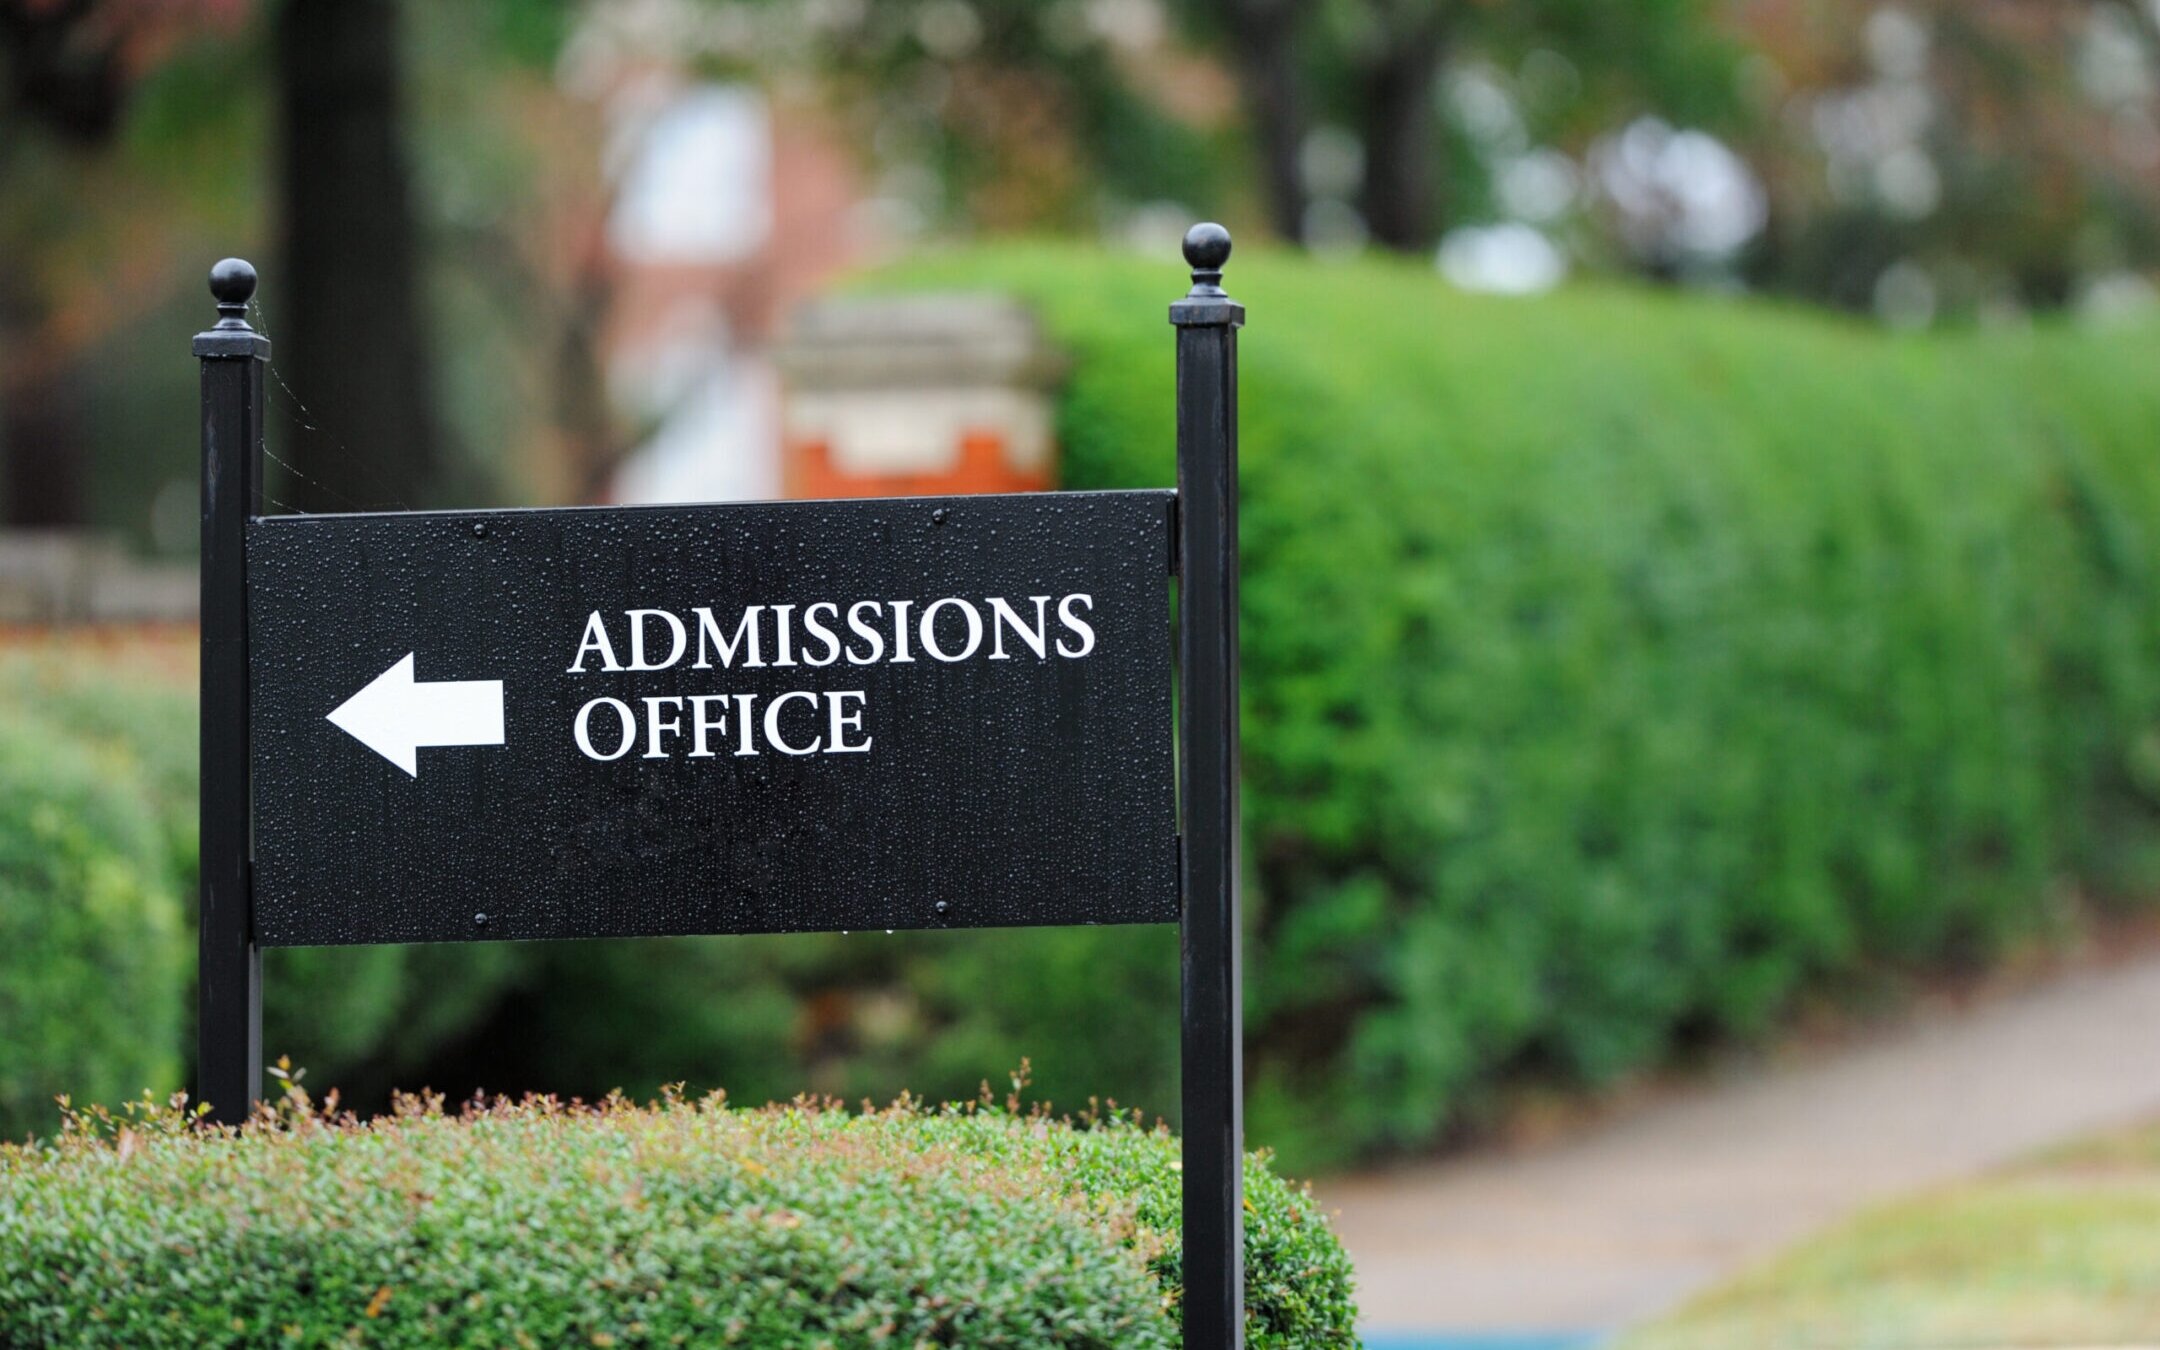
<box><xmin>593</xmin><ymin>76</ymin><xmax>1063</xmax><ymax>506</ymax></box>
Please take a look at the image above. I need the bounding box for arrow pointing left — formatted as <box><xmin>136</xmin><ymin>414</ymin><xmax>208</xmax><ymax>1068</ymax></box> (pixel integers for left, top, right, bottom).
<box><xmin>326</xmin><ymin>652</ymin><xmax>506</xmax><ymax>777</ymax></box>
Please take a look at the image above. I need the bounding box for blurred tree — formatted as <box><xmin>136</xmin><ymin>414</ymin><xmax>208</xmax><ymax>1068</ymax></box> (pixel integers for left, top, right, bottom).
<box><xmin>0</xmin><ymin>0</ymin><xmax>131</xmax><ymax>141</ymax></box>
<box><xmin>404</xmin><ymin>0</ymin><xmax>627</xmax><ymax>505</ymax></box>
<box><xmin>272</xmin><ymin>0</ymin><xmax>442</xmax><ymax>511</ymax></box>
<box><xmin>0</xmin><ymin>0</ymin><xmax>592</xmax><ymax>526</ymax></box>
<box><xmin>0</xmin><ymin>0</ymin><xmax>176</xmax><ymax>525</ymax></box>
<box><xmin>636</xmin><ymin>0</ymin><xmax>1738</xmax><ymax>254</ymax></box>
<box><xmin>1733</xmin><ymin>0</ymin><xmax>2160</xmax><ymax>321</ymax></box>
<box><xmin>768</xmin><ymin>0</ymin><xmax>1230</xmax><ymax>236</ymax></box>
<box><xmin>1176</xmin><ymin>0</ymin><xmax>1744</xmax><ymax>251</ymax></box>
<box><xmin>0</xmin><ymin>1</ymin><xmax>257</xmax><ymax>534</ymax></box>
<box><xmin>1210</xmin><ymin>0</ymin><xmax>1310</xmax><ymax>243</ymax></box>
<box><xmin>0</xmin><ymin>181</ymin><xmax>87</xmax><ymax>525</ymax></box>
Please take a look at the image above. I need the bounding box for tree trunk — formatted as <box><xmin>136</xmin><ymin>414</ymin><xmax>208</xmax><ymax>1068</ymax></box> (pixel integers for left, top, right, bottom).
<box><xmin>1357</xmin><ymin>14</ymin><xmax>1447</xmax><ymax>253</ymax></box>
<box><xmin>1220</xmin><ymin>0</ymin><xmax>1313</xmax><ymax>245</ymax></box>
<box><xmin>559</xmin><ymin>227</ymin><xmax>624</xmax><ymax>504</ymax></box>
<box><xmin>0</xmin><ymin>0</ymin><xmax>121</xmax><ymax>525</ymax></box>
<box><xmin>0</xmin><ymin>317</ymin><xmax>84</xmax><ymax>527</ymax></box>
<box><xmin>275</xmin><ymin>0</ymin><xmax>441</xmax><ymax>511</ymax></box>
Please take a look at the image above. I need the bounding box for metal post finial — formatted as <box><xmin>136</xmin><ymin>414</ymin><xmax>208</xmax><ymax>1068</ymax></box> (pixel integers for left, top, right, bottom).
<box><xmin>1183</xmin><ymin>223</ymin><xmax>1232</xmax><ymax>297</ymax></box>
<box><xmin>208</xmin><ymin>258</ymin><xmax>258</xmax><ymax>331</ymax></box>
<box><xmin>1172</xmin><ymin>224</ymin><xmax>1243</xmax><ymax>328</ymax></box>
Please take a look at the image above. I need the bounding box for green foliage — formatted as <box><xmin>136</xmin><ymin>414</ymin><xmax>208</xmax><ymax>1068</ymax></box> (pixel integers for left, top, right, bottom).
<box><xmin>0</xmin><ymin>1090</ymin><xmax>1356</xmax><ymax>1349</ymax></box>
<box><xmin>0</xmin><ymin>656</ymin><xmax>198</xmax><ymax>882</ymax></box>
<box><xmin>23</xmin><ymin>243</ymin><xmax>2160</xmax><ymax>1179</ymax></box>
<box><xmin>0</xmin><ymin>654</ymin><xmax>524</xmax><ymax>1125</ymax></box>
<box><xmin>871</xmin><ymin>245</ymin><xmax>2160</xmax><ymax>1164</ymax></box>
<box><xmin>437</xmin><ymin>934</ymin><xmax>836</xmax><ymax>1111</ymax></box>
<box><xmin>427</xmin><ymin>928</ymin><xmax>1182</xmax><ymax>1157</ymax></box>
<box><xmin>798</xmin><ymin>0</ymin><xmax>1232</xmax><ymax>232</ymax></box>
<box><xmin>897</xmin><ymin>927</ymin><xmax>1182</xmax><ymax>1130</ymax></box>
<box><xmin>0</xmin><ymin>717</ymin><xmax>183</xmax><ymax>1141</ymax></box>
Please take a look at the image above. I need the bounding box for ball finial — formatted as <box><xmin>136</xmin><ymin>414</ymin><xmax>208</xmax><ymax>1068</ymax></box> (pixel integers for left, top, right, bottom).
<box><xmin>208</xmin><ymin>257</ymin><xmax>257</xmax><ymax>329</ymax></box>
<box><xmin>1170</xmin><ymin>221</ymin><xmax>1242</xmax><ymax>323</ymax></box>
<box><xmin>1183</xmin><ymin>222</ymin><xmax>1231</xmax><ymax>274</ymax></box>
<box><xmin>209</xmin><ymin>258</ymin><xmax>256</xmax><ymax>306</ymax></box>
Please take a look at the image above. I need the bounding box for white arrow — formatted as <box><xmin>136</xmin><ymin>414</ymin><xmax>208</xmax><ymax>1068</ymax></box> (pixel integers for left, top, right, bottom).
<box><xmin>326</xmin><ymin>652</ymin><xmax>505</xmax><ymax>777</ymax></box>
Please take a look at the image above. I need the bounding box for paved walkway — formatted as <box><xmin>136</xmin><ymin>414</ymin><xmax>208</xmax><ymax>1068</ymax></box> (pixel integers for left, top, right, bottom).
<box><xmin>1319</xmin><ymin>952</ymin><xmax>2160</xmax><ymax>1337</ymax></box>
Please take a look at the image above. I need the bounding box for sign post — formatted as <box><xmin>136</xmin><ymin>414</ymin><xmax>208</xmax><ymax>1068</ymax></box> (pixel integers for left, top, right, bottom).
<box><xmin>1173</xmin><ymin>223</ymin><xmax>1246</xmax><ymax>1350</ymax></box>
<box><xmin>194</xmin><ymin>258</ymin><xmax>266</xmax><ymax>1125</ymax></box>
<box><xmin>194</xmin><ymin>227</ymin><xmax>1245</xmax><ymax>1344</ymax></box>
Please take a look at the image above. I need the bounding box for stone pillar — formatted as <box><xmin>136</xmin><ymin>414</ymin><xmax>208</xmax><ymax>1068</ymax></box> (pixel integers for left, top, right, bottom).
<box><xmin>773</xmin><ymin>294</ymin><xmax>1065</xmax><ymax>499</ymax></box>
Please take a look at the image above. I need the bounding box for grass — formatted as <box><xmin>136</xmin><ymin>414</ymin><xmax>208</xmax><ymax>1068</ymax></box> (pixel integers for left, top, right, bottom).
<box><xmin>1622</xmin><ymin>1120</ymin><xmax>2160</xmax><ymax>1347</ymax></box>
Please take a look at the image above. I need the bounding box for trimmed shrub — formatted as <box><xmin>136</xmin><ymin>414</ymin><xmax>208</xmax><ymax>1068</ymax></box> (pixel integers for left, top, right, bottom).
<box><xmin>861</xmin><ymin>246</ymin><xmax>2160</xmax><ymax>1164</ymax></box>
<box><xmin>0</xmin><ymin>718</ymin><xmax>184</xmax><ymax>1140</ymax></box>
<box><xmin>0</xmin><ymin>1091</ymin><xmax>1357</xmax><ymax>1348</ymax></box>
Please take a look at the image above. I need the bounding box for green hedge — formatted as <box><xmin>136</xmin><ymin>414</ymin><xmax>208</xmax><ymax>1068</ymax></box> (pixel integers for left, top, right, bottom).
<box><xmin>0</xmin><ymin>1091</ymin><xmax>1356</xmax><ymax>1348</ymax></box>
<box><xmin>21</xmin><ymin>245</ymin><xmax>2160</xmax><ymax>1171</ymax></box>
<box><xmin>868</xmin><ymin>245</ymin><xmax>2160</xmax><ymax>1163</ymax></box>
<box><xmin>0</xmin><ymin>655</ymin><xmax>523</xmax><ymax>1134</ymax></box>
<box><xmin>0</xmin><ymin>718</ymin><xmax>185</xmax><ymax>1140</ymax></box>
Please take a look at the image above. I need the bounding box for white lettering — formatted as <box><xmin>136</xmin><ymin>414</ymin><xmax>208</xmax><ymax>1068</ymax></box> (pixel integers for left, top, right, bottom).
<box><xmin>627</xmin><ymin>609</ymin><xmax>687</xmax><ymax>671</ymax></box>
<box><xmin>574</xmin><ymin>697</ymin><xmax>635</xmax><ymax>760</ymax></box>
<box><xmin>733</xmin><ymin>693</ymin><xmax>759</xmax><ymax>756</ymax></box>
<box><xmin>889</xmin><ymin>600</ymin><xmax>915</xmax><ymax>663</ymax></box>
<box><xmin>987</xmin><ymin>595</ymin><xmax>1051</xmax><ymax>660</ymax></box>
<box><xmin>687</xmin><ymin>694</ymin><xmax>728</xmax><ymax>758</ymax></box>
<box><xmin>920</xmin><ymin>597</ymin><xmax>984</xmax><ymax>662</ymax></box>
<box><xmin>763</xmin><ymin>690</ymin><xmax>821</xmax><ymax>755</ymax></box>
<box><xmin>771</xmin><ymin>603</ymin><xmax>798</xmax><ymax>667</ymax></box>
<box><xmin>1056</xmin><ymin>593</ymin><xmax>1096</xmax><ymax>657</ymax></box>
<box><xmin>641</xmin><ymin>696</ymin><xmax>684</xmax><ymax>758</ymax></box>
<box><xmin>568</xmin><ymin>587</ymin><xmax>1101</xmax><ymax>760</ymax></box>
<box><xmin>692</xmin><ymin>606</ymin><xmax>765</xmax><ymax>670</ymax></box>
<box><xmin>802</xmin><ymin>602</ymin><xmax>841</xmax><ymax>667</ymax></box>
<box><xmin>568</xmin><ymin>611</ymin><xmax>622</xmax><ymax>673</ymax></box>
<box><xmin>827</xmin><ymin>690</ymin><xmax>871</xmax><ymax>753</ymax></box>
<box><xmin>845</xmin><ymin>600</ymin><xmax>886</xmax><ymax>665</ymax></box>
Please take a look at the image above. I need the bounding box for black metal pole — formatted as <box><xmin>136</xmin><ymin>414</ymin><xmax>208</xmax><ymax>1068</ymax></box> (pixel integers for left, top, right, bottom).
<box><xmin>194</xmin><ymin>259</ymin><xmax>266</xmax><ymax>1125</ymax></box>
<box><xmin>1173</xmin><ymin>223</ymin><xmax>1245</xmax><ymax>1350</ymax></box>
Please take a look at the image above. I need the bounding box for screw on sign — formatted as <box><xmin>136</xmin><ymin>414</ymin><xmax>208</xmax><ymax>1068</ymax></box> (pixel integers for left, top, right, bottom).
<box><xmin>193</xmin><ymin>226</ymin><xmax>1248</xmax><ymax>1346</ymax></box>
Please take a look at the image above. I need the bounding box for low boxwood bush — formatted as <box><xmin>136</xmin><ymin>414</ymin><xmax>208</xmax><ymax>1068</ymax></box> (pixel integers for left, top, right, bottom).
<box><xmin>0</xmin><ymin>1088</ymin><xmax>1357</xmax><ymax>1348</ymax></box>
<box><xmin>0</xmin><ymin>718</ymin><xmax>185</xmax><ymax>1141</ymax></box>
<box><xmin>861</xmin><ymin>246</ymin><xmax>2160</xmax><ymax>1164</ymax></box>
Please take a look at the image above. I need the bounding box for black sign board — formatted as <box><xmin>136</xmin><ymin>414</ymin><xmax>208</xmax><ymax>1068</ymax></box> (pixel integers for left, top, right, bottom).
<box><xmin>247</xmin><ymin>493</ymin><xmax>1176</xmax><ymax>946</ymax></box>
<box><xmin>195</xmin><ymin>226</ymin><xmax>1249</xmax><ymax>1348</ymax></box>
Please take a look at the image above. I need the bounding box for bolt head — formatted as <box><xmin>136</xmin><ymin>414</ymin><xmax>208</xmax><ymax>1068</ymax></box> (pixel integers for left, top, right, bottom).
<box><xmin>209</xmin><ymin>257</ymin><xmax>257</xmax><ymax>307</ymax></box>
<box><xmin>1182</xmin><ymin>223</ymin><xmax>1232</xmax><ymax>272</ymax></box>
